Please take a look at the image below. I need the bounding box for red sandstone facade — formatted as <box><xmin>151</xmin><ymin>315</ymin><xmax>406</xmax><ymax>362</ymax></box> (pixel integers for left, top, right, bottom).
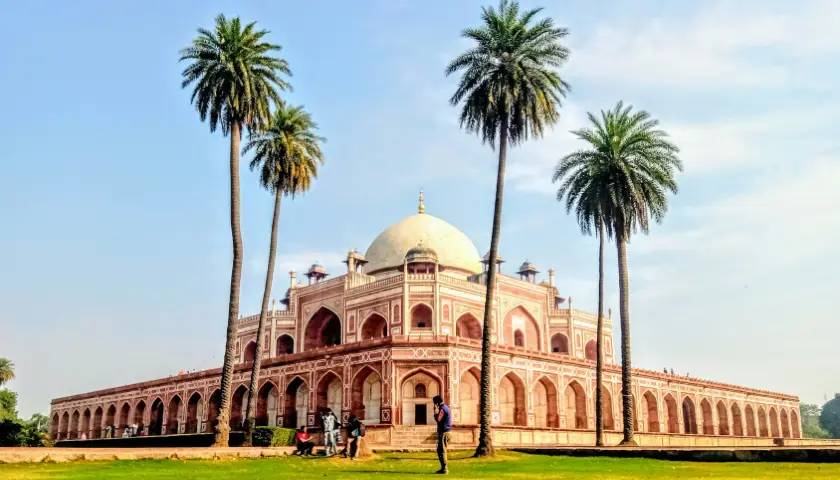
<box><xmin>49</xmin><ymin>206</ymin><xmax>801</xmax><ymax>446</ymax></box>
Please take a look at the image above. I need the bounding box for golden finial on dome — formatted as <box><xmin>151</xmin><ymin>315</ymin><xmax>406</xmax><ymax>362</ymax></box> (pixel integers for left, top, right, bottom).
<box><xmin>418</xmin><ymin>189</ymin><xmax>426</xmax><ymax>214</ymax></box>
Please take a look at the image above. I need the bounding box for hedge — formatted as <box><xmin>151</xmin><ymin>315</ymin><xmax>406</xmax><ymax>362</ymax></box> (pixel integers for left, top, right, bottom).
<box><xmin>252</xmin><ymin>427</ymin><xmax>296</xmax><ymax>447</ymax></box>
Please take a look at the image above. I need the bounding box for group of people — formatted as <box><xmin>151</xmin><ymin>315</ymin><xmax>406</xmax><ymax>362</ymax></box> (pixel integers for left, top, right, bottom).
<box><xmin>293</xmin><ymin>409</ymin><xmax>365</xmax><ymax>459</ymax></box>
<box><xmin>293</xmin><ymin>395</ymin><xmax>452</xmax><ymax>475</ymax></box>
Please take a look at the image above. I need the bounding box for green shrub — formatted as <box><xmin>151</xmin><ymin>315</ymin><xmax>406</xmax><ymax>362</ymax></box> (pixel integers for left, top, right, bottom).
<box><xmin>252</xmin><ymin>427</ymin><xmax>296</xmax><ymax>447</ymax></box>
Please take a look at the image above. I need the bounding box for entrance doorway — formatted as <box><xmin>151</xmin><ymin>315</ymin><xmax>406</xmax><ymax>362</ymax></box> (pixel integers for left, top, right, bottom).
<box><xmin>414</xmin><ymin>404</ymin><xmax>427</xmax><ymax>425</ymax></box>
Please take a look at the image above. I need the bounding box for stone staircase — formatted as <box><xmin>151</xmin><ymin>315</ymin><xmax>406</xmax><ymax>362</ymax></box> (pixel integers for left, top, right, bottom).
<box><xmin>390</xmin><ymin>425</ymin><xmax>438</xmax><ymax>447</ymax></box>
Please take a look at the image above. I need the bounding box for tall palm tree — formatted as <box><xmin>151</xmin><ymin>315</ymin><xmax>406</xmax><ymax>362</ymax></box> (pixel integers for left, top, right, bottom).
<box><xmin>562</xmin><ymin>101</ymin><xmax>681</xmax><ymax>445</ymax></box>
<box><xmin>446</xmin><ymin>0</ymin><xmax>569</xmax><ymax>457</ymax></box>
<box><xmin>241</xmin><ymin>104</ymin><xmax>325</xmax><ymax>444</ymax></box>
<box><xmin>553</xmin><ymin>154</ymin><xmax>614</xmax><ymax>446</ymax></box>
<box><xmin>180</xmin><ymin>14</ymin><xmax>290</xmax><ymax>447</ymax></box>
<box><xmin>0</xmin><ymin>358</ymin><xmax>14</xmax><ymax>386</ymax></box>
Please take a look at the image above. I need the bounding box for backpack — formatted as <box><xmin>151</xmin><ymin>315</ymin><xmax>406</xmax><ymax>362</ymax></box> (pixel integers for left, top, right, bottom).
<box><xmin>359</xmin><ymin>421</ymin><xmax>366</xmax><ymax>437</ymax></box>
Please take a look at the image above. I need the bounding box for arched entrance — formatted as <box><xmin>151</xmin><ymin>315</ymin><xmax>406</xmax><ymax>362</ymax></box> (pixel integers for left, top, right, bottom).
<box><xmin>243</xmin><ymin>341</ymin><xmax>257</xmax><ymax>363</ymax></box>
<box><xmin>401</xmin><ymin>370</ymin><xmax>440</xmax><ymax>425</ymax></box>
<box><xmin>133</xmin><ymin>400</ymin><xmax>146</xmax><ymax>434</ymax></box>
<box><xmin>276</xmin><ymin>334</ymin><xmax>294</xmax><ymax>355</ymax></box>
<box><xmin>758</xmin><ymin>406</ymin><xmax>769</xmax><ymax>437</ymax></box>
<box><xmin>731</xmin><ymin>404</ymin><xmax>744</xmax><ymax>436</ymax></box>
<box><xmin>70</xmin><ymin>411</ymin><xmax>80</xmax><ymax>439</ymax></box>
<box><xmin>564</xmin><ymin>381</ymin><xmax>587</xmax><ymax>429</ymax></box>
<box><xmin>643</xmin><ymin>391</ymin><xmax>659</xmax><ymax>433</ymax></box>
<box><xmin>117</xmin><ymin>403</ymin><xmax>130</xmax><ymax>436</ymax></box>
<box><xmin>682</xmin><ymin>397</ymin><xmax>698</xmax><ymax>434</ymax></box>
<box><xmin>455</xmin><ymin>314</ymin><xmax>481</xmax><ymax>340</ymax></box>
<box><xmin>664</xmin><ymin>394</ymin><xmax>679</xmax><ymax>433</ymax></box>
<box><xmin>780</xmin><ymin>409</ymin><xmax>790</xmax><ymax>438</ymax></box>
<box><xmin>584</xmin><ymin>340</ymin><xmax>597</xmax><ymax>361</ymax></box>
<box><xmin>316</xmin><ymin>372</ymin><xmax>342</xmax><ymax>415</ymax></box>
<box><xmin>304</xmin><ymin>307</ymin><xmax>342</xmax><ymax>350</ymax></box>
<box><xmin>551</xmin><ymin>334</ymin><xmax>569</xmax><ymax>354</ymax></box>
<box><xmin>351</xmin><ymin>367</ymin><xmax>381</xmax><ymax>424</ymax></box>
<box><xmin>207</xmin><ymin>390</ymin><xmax>221</xmax><ymax>433</ymax></box>
<box><xmin>410</xmin><ymin>304</ymin><xmax>433</xmax><ymax>330</ymax></box>
<box><xmin>167</xmin><ymin>395</ymin><xmax>182</xmax><ymax>434</ymax></box>
<box><xmin>256</xmin><ymin>382</ymin><xmax>279</xmax><ymax>427</ymax></box>
<box><xmin>92</xmin><ymin>406</ymin><xmax>103</xmax><ymax>439</ymax></box>
<box><xmin>149</xmin><ymin>399</ymin><xmax>164</xmax><ymax>436</ymax></box>
<box><xmin>230</xmin><ymin>385</ymin><xmax>248</xmax><ymax>430</ymax></box>
<box><xmin>533</xmin><ymin>377</ymin><xmax>558</xmax><ymax>428</ymax></box>
<box><xmin>600</xmin><ymin>386</ymin><xmax>616</xmax><ymax>430</ymax></box>
<box><xmin>59</xmin><ymin>412</ymin><xmax>69</xmax><ymax>440</ymax></box>
<box><xmin>716</xmin><ymin>401</ymin><xmax>730</xmax><ymax>435</ymax></box>
<box><xmin>503</xmin><ymin>307</ymin><xmax>540</xmax><ymax>350</ymax></box>
<box><xmin>701</xmin><ymin>399</ymin><xmax>714</xmax><ymax>434</ymax></box>
<box><xmin>186</xmin><ymin>393</ymin><xmax>202</xmax><ymax>433</ymax></box>
<box><xmin>360</xmin><ymin>314</ymin><xmax>388</xmax><ymax>340</ymax></box>
<box><xmin>50</xmin><ymin>414</ymin><xmax>59</xmax><ymax>440</ymax></box>
<box><xmin>104</xmin><ymin>405</ymin><xmax>116</xmax><ymax>438</ymax></box>
<box><xmin>745</xmin><ymin>404</ymin><xmax>757</xmax><ymax>436</ymax></box>
<box><xmin>459</xmin><ymin>368</ymin><xmax>480</xmax><ymax>424</ymax></box>
<box><xmin>769</xmin><ymin>407</ymin><xmax>780</xmax><ymax>437</ymax></box>
<box><xmin>81</xmin><ymin>409</ymin><xmax>91</xmax><ymax>439</ymax></box>
<box><xmin>283</xmin><ymin>377</ymin><xmax>309</xmax><ymax>428</ymax></box>
<box><xmin>791</xmin><ymin>409</ymin><xmax>801</xmax><ymax>438</ymax></box>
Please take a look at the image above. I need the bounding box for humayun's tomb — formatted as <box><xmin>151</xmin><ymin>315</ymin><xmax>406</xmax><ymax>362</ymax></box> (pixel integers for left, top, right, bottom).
<box><xmin>50</xmin><ymin>197</ymin><xmax>804</xmax><ymax>447</ymax></box>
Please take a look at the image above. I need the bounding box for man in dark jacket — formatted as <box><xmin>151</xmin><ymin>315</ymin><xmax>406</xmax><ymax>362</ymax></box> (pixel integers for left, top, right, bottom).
<box><xmin>433</xmin><ymin>395</ymin><xmax>451</xmax><ymax>474</ymax></box>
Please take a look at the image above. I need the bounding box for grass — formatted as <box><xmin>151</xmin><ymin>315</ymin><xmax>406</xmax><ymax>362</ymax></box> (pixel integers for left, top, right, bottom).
<box><xmin>2</xmin><ymin>451</ymin><xmax>840</xmax><ymax>479</ymax></box>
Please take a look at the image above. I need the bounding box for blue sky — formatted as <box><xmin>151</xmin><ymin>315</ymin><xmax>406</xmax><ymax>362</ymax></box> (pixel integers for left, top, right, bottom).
<box><xmin>2</xmin><ymin>0</ymin><xmax>839</xmax><ymax>417</ymax></box>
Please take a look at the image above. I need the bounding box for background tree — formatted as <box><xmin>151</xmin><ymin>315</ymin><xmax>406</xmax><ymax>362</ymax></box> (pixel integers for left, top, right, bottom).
<box><xmin>554</xmin><ymin>149</ymin><xmax>615</xmax><ymax>446</ymax></box>
<box><xmin>0</xmin><ymin>389</ymin><xmax>18</xmax><ymax>421</ymax></box>
<box><xmin>563</xmin><ymin>102</ymin><xmax>681</xmax><ymax>445</ymax></box>
<box><xmin>180</xmin><ymin>14</ymin><xmax>290</xmax><ymax>447</ymax></box>
<box><xmin>821</xmin><ymin>395</ymin><xmax>840</xmax><ymax>438</ymax></box>
<box><xmin>800</xmin><ymin>403</ymin><xmax>830</xmax><ymax>438</ymax></box>
<box><xmin>446</xmin><ymin>0</ymin><xmax>569</xmax><ymax>457</ymax></box>
<box><xmin>242</xmin><ymin>103</ymin><xmax>325</xmax><ymax>443</ymax></box>
<box><xmin>0</xmin><ymin>358</ymin><xmax>14</xmax><ymax>386</ymax></box>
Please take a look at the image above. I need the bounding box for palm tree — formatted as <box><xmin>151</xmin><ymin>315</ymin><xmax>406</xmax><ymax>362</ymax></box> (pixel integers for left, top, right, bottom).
<box><xmin>446</xmin><ymin>0</ymin><xmax>569</xmax><ymax>457</ymax></box>
<box><xmin>561</xmin><ymin>101</ymin><xmax>681</xmax><ymax>445</ymax></box>
<box><xmin>241</xmin><ymin>103</ymin><xmax>325</xmax><ymax>444</ymax></box>
<box><xmin>180</xmin><ymin>14</ymin><xmax>290</xmax><ymax>447</ymax></box>
<box><xmin>0</xmin><ymin>358</ymin><xmax>14</xmax><ymax>386</ymax></box>
<box><xmin>553</xmin><ymin>154</ymin><xmax>614</xmax><ymax>446</ymax></box>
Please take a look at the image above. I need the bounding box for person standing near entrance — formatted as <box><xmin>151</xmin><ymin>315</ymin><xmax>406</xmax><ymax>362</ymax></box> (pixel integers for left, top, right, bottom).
<box><xmin>433</xmin><ymin>395</ymin><xmax>451</xmax><ymax>474</ymax></box>
<box><xmin>321</xmin><ymin>409</ymin><xmax>339</xmax><ymax>456</ymax></box>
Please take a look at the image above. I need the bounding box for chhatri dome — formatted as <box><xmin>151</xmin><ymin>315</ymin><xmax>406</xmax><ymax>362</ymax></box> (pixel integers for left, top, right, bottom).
<box><xmin>363</xmin><ymin>191</ymin><xmax>483</xmax><ymax>275</ymax></box>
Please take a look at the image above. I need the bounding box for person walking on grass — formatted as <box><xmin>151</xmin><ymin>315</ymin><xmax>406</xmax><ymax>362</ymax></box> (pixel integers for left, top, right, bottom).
<box><xmin>344</xmin><ymin>414</ymin><xmax>362</xmax><ymax>460</ymax></box>
<box><xmin>433</xmin><ymin>395</ymin><xmax>452</xmax><ymax>474</ymax></box>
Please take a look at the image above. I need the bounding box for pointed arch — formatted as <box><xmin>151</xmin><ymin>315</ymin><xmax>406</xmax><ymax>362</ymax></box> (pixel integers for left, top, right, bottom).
<box><xmin>664</xmin><ymin>394</ymin><xmax>679</xmax><ymax>433</ymax></box>
<box><xmin>81</xmin><ymin>408</ymin><xmax>92</xmax><ymax>439</ymax></box>
<box><xmin>551</xmin><ymin>333</ymin><xmax>569</xmax><ymax>354</ymax></box>
<box><xmin>682</xmin><ymin>397</ymin><xmax>698</xmax><ymax>434</ymax></box>
<box><xmin>256</xmin><ymin>381</ymin><xmax>280</xmax><ymax>427</ymax></box>
<box><xmin>584</xmin><ymin>340</ymin><xmax>597</xmax><ymax>361</ymax></box>
<box><xmin>351</xmin><ymin>366</ymin><xmax>381</xmax><ymax>424</ymax></box>
<box><xmin>503</xmin><ymin>306</ymin><xmax>541</xmax><ymax>350</ymax></box>
<box><xmin>498</xmin><ymin>372</ymin><xmax>527</xmax><ymax>426</ymax></box>
<box><xmin>149</xmin><ymin>398</ymin><xmax>164</xmax><ymax>436</ymax></box>
<box><xmin>769</xmin><ymin>407</ymin><xmax>780</xmax><ymax>437</ymax></box>
<box><xmin>401</xmin><ymin>368</ymin><xmax>442</xmax><ymax>425</ymax></box>
<box><xmin>600</xmin><ymin>386</ymin><xmax>616</xmax><ymax>430</ymax></box>
<box><xmin>758</xmin><ymin>406</ymin><xmax>769</xmax><ymax>437</ymax></box>
<box><xmin>780</xmin><ymin>409</ymin><xmax>790</xmax><ymax>438</ymax></box>
<box><xmin>92</xmin><ymin>406</ymin><xmax>103</xmax><ymax>439</ymax></box>
<box><xmin>410</xmin><ymin>303</ymin><xmax>433</xmax><ymax>330</ymax></box>
<box><xmin>70</xmin><ymin>410</ymin><xmax>80</xmax><ymax>439</ymax></box>
<box><xmin>186</xmin><ymin>392</ymin><xmax>202</xmax><ymax>433</ymax></box>
<box><xmin>206</xmin><ymin>389</ymin><xmax>221</xmax><ymax>433</ymax></box>
<box><xmin>243</xmin><ymin>341</ymin><xmax>258</xmax><ymax>363</ymax></box>
<box><xmin>532</xmin><ymin>376</ymin><xmax>559</xmax><ymax>428</ymax></box>
<box><xmin>790</xmin><ymin>409</ymin><xmax>801</xmax><ymax>438</ymax></box>
<box><xmin>133</xmin><ymin>400</ymin><xmax>147</xmax><ymax>433</ymax></box>
<box><xmin>643</xmin><ymin>391</ymin><xmax>659</xmax><ymax>433</ymax></box>
<box><xmin>745</xmin><ymin>404</ymin><xmax>757</xmax><ymax>437</ymax></box>
<box><xmin>455</xmin><ymin>313</ymin><xmax>482</xmax><ymax>340</ymax></box>
<box><xmin>303</xmin><ymin>306</ymin><xmax>342</xmax><ymax>350</ymax></box>
<box><xmin>315</xmin><ymin>371</ymin><xmax>342</xmax><ymax>416</ymax></box>
<box><xmin>700</xmin><ymin>399</ymin><xmax>714</xmax><ymax>435</ymax></box>
<box><xmin>283</xmin><ymin>377</ymin><xmax>309</xmax><ymax>428</ymax></box>
<box><xmin>50</xmin><ymin>413</ymin><xmax>59</xmax><ymax>440</ymax></box>
<box><xmin>276</xmin><ymin>334</ymin><xmax>294</xmax><ymax>355</ymax></box>
<box><xmin>360</xmin><ymin>313</ymin><xmax>388</xmax><ymax>340</ymax></box>
<box><xmin>716</xmin><ymin>400</ymin><xmax>730</xmax><ymax>435</ymax></box>
<box><xmin>104</xmin><ymin>404</ymin><xmax>116</xmax><ymax>437</ymax></box>
<box><xmin>230</xmin><ymin>384</ymin><xmax>249</xmax><ymax>430</ymax></box>
<box><xmin>59</xmin><ymin>411</ymin><xmax>69</xmax><ymax>440</ymax></box>
<box><xmin>731</xmin><ymin>403</ymin><xmax>744</xmax><ymax>436</ymax></box>
<box><xmin>166</xmin><ymin>394</ymin><xmax>182</xmax><ymax>434</ymax></box>
<box><xmin>458</xmin><ymin>367</ymin><xmax>480</xmax><ymax>425</ymax></box>
<box><xmin>564</xmin><ymin>380</ymin><xmax>587</xmax><ymax>429</ymax></box>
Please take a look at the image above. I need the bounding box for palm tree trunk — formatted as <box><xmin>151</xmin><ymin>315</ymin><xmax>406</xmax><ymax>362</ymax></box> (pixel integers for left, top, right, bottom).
<box><xmin>213</xmin><ymin>120</ymin><xmax>244</xmax><ymax>448</ymax></box>
<box><xmin>595</xmin><ymin>223</ymin><xmax>604</xmax><ymax>447</ymax></box>
<box><xmin>475</xmin><ymin>116</ymin><xmax>509</xmax><ymax>458</ymax></box>
<box><xmin>616</xmin><ymin>230</ymin><xmax>636</xmax><ymax>446</ymax></box>
<box><xmin>243</xmin><ymin>188</ymin><xmax>283</xmax><ymax>446</ymax></box>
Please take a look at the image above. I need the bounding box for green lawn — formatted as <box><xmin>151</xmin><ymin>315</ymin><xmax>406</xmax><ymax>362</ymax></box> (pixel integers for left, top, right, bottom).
<box><xmin>2</xmin><ymin>451</ymin><xmax>839</xmax><ymax>479</ymax></box>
